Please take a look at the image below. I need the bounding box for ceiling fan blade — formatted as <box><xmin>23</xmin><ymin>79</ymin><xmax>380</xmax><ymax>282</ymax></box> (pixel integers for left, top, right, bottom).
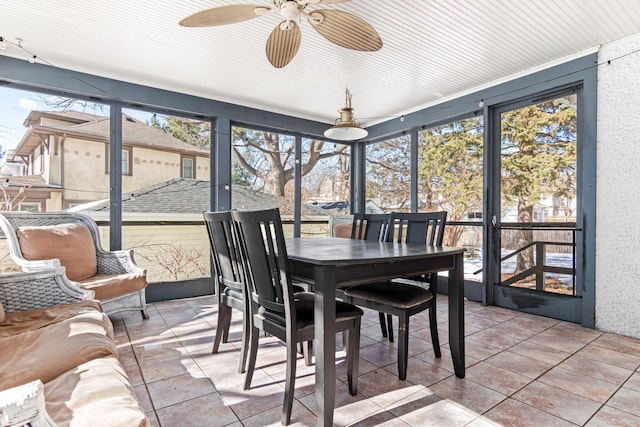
<box><xmin>266</xmin><ymin>21</ymin><xmax>302</xmax><ymax>68</ymax></box>
<box><xmin>308</xmin><ymin>9</ymin><xmax>382</xmax><ymax>51</ymax></box>
<box><xmin>179</xmin><ymin>4</ymin><xmax>266</xmax><ymax>27</ymax></box>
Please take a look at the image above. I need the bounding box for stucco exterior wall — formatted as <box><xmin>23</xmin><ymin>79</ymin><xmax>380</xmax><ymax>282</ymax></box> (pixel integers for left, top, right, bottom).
<box><xmin>60</xmin><ymin>137</ymin><xmax>209</xmax><ymax>204</ymax></box>
<box><xmin>62</xmin><ymin>137</ymin><xmax>109</xmax><ymax>201</ymax></box>
<box><xmin>596</xmin><ymin>33</ymin><xmax>640</xmax><ymax>338</ymax></box>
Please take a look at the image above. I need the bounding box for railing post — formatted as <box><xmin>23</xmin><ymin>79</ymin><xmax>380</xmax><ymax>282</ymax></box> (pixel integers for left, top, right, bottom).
<box><xmin>535</xmin><ymin>242</ymin><xmax>545</xmax><ymax>291</ymax></box>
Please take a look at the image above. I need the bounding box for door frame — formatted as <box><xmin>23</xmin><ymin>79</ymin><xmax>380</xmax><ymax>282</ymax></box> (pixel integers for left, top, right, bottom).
<box><xmin>483</xmin><ymin>83</ymin><xmax>596</xmax><ymax>327</ymax></box>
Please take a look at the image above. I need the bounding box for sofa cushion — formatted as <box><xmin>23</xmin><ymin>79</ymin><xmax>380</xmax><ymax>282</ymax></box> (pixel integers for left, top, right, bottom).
<box><xmin>77</xmin><ymin>273</ymin><xmax>147</xmax><ymax>300</ymax></box>
<box><xmin>17</xmin><ymin>224</ymin><xmax>97</xmax><ymax>281</ymax></box>
<box><xmin>0</xmin><ymin>300</ymin><xmax>103</xmax><ymax>338</ymax></box>
<box><xmin>0</xmin><ymin>301</ymin><xmax>4</xmax><ymax>323</ymax></box>
<box><xmin>0</xmin><ymin>311</ymin><xmax>117</xmax><ymax>391</ymax></box>
<box><xmin>44</xmin><ymin>356</ymin><xmax>149</xmax><ymax>427</ymax></box>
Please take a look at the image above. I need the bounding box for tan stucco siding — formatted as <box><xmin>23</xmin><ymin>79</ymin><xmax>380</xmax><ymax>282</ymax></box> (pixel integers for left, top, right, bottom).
<box><xmin>62</xmin><ymin>137</ymin><xmax>109</xmax><ymax>201</ymax></box>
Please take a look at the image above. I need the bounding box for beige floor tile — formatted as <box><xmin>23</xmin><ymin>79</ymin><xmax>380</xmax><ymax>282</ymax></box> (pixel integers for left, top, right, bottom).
<box><xmin>606</xmin><ymin>386</ymin><xmax>640</xmax><ymax>417</ymax></box>
<box><xmin>358</xmin><ymin>369</ymin><xmax>427</xmax><ymax>408</ymax></box>
<box><xmin>508</xmin><ymin>340</ymin><xmax>570</xmax><ymax>365</ymax></box>
<box><xmin>429</xmin><ymin>376</ymin><xmax>506</xmax><ymax>414</ymax></box>
<box><xmin>558</xmin><ymin>354</ymin><xmax>633</xmax><ymax>385</ymax></box>
<box><xmin>586</xmin><ymin>405</ymin><xmax>640</xmax><ymax>426</ymax></box>
<box><xmin>538</xmin><ymin>366</ymin><xmax>619</xmax><ymax>403</ymax></box>
<box><xmin>388</xmin><ymin>389</ymin><xmax>477</xmax><ymax>427</ymax></box>
<box><xmin>465</xmin><ymin>362</ymin><xmax>532</xmax><ymax>396</ymax></box>
<box><xmin>623</xmin><ymin>371</ymin><xmax>640</xmax><ymax>392</ymax></box>
<box><xmin>577</xmin><ymin>343</ymin><xmax>640</xmax><ymax>371</ymax></box>
<box><xmin>485</xmin><ymin>350</ymin><xmax>554</xmax><ymax>379</ymax></box>
<box><xmin>146</xmin><ymin>373</ymin><xmax>216</xmax><ymax>409</ymax></box>
<box><xmin>466</xmin><ymin>328</ymin><xmax>523</xmax><ymax>350</ymax></box>
<box><xmin>483</xmin><ymin>398</ymin><xmax>576</xmax><ymax>427</ymax></box>
<box><xmin>156</xmin><ymin>393</ymin><xmax>239</xmax><ymax>426</ymax></box>
<box><xmin>513</xmin><ymin>380</ymin><xmax>601</xmax><ymax>425</ymax></box>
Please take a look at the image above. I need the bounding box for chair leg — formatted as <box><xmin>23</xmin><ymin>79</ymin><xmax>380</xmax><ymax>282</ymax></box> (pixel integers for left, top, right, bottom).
<box><xmin>238</xmin><ymin>307</ymin><xmax>251</xmax><ymax>373</ymax></box>
<box><xmin>243</xmin><ymin>326</ymin><xmax>260</xmax><ymax>391</ymax></box>
<box><xmin>141</xmin><ymin>309</ymin><xmax>149</xmax><ymax>320</ymax></box>
<box><xmin>303</xmin><ymin>341</ymin><xmax>313</xmax><ymax>366</ymax></box>
<box><xmin>212</xmin><ymin>304</ymin><xmax>232</xmax><ymax>354</ymax></box>
<box><xmin>387</xmin><ymin>314</ymin><xmax>394</xmax><ymax>342</ymax></box>
<box><xmin>378</xmin><ymin>312</ymin><xmax>388</xmax><ymax>338</ymax></box>
<box><xmin>282</xmin><ymin>338</ymin><xmax>298</xmax><ymax>425</ymax></box>
<box><xmin>397</xmin><ymin>314</ymin><xmax>409</xmax><ymax>381</ymax></box>
<box><xmin>347</xmin><ymin>318</ymin><xmax>361</xmax><ymax>396</ymax></box>
<box><xmin>429</xmin><ymin>302</ymin><xmax>441</xmax><ymax>358</ymax></box>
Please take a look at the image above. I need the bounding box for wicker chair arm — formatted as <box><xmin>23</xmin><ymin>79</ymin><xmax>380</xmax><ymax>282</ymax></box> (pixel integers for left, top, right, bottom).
<box><xmin>0</xmin><ymin>380</ymin><xmax>57</xmax><ymax>426</ymax></box>
<box><xmin>96</xmin><ymin>249</ymin><xmax>145</xmax><ymax>275</ymax></box>
<box><xmin>0</xmin><ymin>268</ymin><xmax>92</xmax><ymax>313</ymax></box>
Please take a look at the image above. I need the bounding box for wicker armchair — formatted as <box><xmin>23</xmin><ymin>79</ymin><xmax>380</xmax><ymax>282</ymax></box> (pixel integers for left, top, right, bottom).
<box><xmin>0</xmin><ymin>267</ymin><xmax>93</xmax><ymax>313</ymax></box>
<box><xmin>0</xmin><ymin>211</ymin><xmax>148</xmax><ymax>319</ymax></box>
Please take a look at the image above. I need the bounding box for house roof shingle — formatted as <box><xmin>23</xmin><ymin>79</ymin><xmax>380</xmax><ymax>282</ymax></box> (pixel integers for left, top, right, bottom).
<box><xmin>77</xmin><ymin>178</ymin><xmax>327</xmax><ymax>217</ymax></box>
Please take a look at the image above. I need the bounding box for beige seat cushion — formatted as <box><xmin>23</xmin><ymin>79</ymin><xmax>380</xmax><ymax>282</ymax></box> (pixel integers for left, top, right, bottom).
<box><xmin>0</xmin><ymin>302</ymin><xmax>4</xmax><ymax>323</ymax></box>
<box><xmin>0</xmin><ymin>300</ymin><xmax>104</xmax><ymax>338</ymax></box>
<box><xmin>77</xmin><ymin>273</ymin><xmax>147</xmax><ymax>300</ymax></box>
<box><xmin>44</xmin><ymin>356</ymin><xmax>149</xmax><ymax>427</ymax></box>
<box><xmin>0</xmin><ymin>311</ymin><xmax>117</xmax><ymax>391</ymax></box>
<box><xmin>17</xmin><ymin>224</ymin><xmax>97</xmax><ymax>281</ymax></box>
<box><xmin>332</xmin><ymin>223</ymin><xmax>353</xmax><ymax>238</ymax></box>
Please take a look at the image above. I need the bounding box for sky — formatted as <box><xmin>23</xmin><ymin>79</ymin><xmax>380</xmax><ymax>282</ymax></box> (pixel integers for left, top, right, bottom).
<box><xmin>0</xmin><ymin>86</ymin><xmax>152</xmax><ymax>153</ymax></box>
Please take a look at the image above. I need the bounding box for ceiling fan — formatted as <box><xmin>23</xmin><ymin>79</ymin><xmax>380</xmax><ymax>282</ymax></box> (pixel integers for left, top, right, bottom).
<box><xmin>179</xmin><ymin>0</ymin><xmax>383</xmax><ymax>68</ymax></box>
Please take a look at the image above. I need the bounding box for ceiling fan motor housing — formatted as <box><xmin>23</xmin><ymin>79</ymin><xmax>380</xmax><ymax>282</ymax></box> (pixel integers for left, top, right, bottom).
<box><xmin>280</xmin><ymin>1</ymin><xmax>301</xmax><ymax>24</ymax></box>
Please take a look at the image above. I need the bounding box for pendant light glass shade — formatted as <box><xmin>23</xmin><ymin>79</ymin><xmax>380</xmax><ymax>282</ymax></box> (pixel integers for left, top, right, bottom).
<box><xmin>324</xmin><ymin>88</ymin><xmax>368</xmax><ymax>141</ymax></box>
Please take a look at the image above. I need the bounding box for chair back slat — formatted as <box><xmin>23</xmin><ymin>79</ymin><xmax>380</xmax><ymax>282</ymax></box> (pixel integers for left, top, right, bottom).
<box><xmin>351</xmin><ymin>213</ymin><xmax>391</xmax><ymax>242</ymax></box>
<box><xmin>203</xmin><ymin>210</ymin><xmax>244</xmax><ymax>292</ymax></box>
<box><xmin>387</xmin><ymin>212</ymin><xmax>447</xmax><ymax>246</ymax></box>
<box><xmin>232</xmin><ymin>208</ymin><xmax>293</xmax><ymax>317</ymax></box>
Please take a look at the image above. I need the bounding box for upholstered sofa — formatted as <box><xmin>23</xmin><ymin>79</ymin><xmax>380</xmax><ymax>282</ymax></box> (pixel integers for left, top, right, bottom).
<box><xmin>0</xmin><ymin>268</ymin><xmax>148</xmax><ymax>426</ymax></box>
<box><xmin>0</xmin><ymin>211</ymin><xmax>148</xmax><ymax>319</ymax></box>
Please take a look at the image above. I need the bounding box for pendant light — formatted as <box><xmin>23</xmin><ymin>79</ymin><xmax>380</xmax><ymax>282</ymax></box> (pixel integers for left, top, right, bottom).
<box><xmin>324</xmin><ymin>88</ymin><xmax>368</xmax><ymax>141</ymax></box>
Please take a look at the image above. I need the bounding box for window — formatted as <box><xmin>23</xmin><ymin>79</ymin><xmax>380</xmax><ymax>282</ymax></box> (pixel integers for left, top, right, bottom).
<box><xmin>181</xmin><ymin>156</ymin><xmax>195</xmax><ymax>179</ymax></box>
<box><xmin>300</xmin><ymin>139</ymin><xmax>350</xmax><ymax>236</ymax></box>
<box><xmin>122</xmin><ymin>148</ymin><xmax>131</xmax><ymax>175</ymax></box>
<box><xmin>19</xmin><ymin>202</ymin><xmax>41</xmax><ymax>212</ymax></box>
<box><xmin>105</xmin><ymin>146</ymin><xmax>133</xmax><ymax>176</ymax></box>
<box><xmin>365</xmin><ymin>136</ymin><xmax>410</xmax><ymax>213</ymax></box>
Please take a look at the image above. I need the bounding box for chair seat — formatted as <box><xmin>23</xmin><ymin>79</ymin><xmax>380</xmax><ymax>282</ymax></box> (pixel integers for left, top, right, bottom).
<box><xmin>343</xmin><ymin>282</ymin><xmax>433</xmax><ymax>309</ymax></box>
<box><xmin>261</xmin><ymin>292</ymin><xmax>363</xmax><ymax>330</ymax></box>
<box><xmin>77</xmin><ymin>273</ymin><xmax>147</xmax><ymax>300</ymax></box>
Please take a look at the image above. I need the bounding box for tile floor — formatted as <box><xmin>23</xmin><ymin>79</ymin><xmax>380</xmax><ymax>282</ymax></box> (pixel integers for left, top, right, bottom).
<box><xmin>111</xmin><ymin>295</ymin><xmax>640</xmax><ymax>426</ymax></box>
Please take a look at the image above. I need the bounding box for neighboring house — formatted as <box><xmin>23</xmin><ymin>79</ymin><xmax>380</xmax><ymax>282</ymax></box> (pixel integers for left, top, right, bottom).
<box><xmin>6</xmin><ymin>110</ymin><xmax>210</xmax><ymax>210</ymax></box>
<box><xmin>0</xmin><ymin>172</ymin><xmax>62</xmax><ymax>212</ymax></box>
<box><xmin>69</xmin><ymin>178</ymin><xmax>328</xmax><ymax>282</ymax></box>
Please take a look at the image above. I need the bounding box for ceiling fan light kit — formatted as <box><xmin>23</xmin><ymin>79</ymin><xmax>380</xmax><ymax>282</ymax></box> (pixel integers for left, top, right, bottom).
<box><xmin>179</xmin><ymin>0</ymin><xmax>382</xmax><ymax>68</ymax></box>
<box><xmin>324</xmin><ymin>88</ymin><xmax>368</xmax><ymax>141</ymax></box>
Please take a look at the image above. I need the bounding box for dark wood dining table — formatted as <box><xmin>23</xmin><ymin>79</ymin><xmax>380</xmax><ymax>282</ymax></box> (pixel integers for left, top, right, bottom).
<box><xmin>285</xmin><ymin>237</ymin><xmax>466</xmax><ymax>427</ymax></box>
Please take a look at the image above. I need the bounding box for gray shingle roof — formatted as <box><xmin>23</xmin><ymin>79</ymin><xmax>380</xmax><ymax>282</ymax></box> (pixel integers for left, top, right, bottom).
<box><xmin>78</xmin><ymin>178</ymin><xmax>326</xmax><ymax>216</ymax></box>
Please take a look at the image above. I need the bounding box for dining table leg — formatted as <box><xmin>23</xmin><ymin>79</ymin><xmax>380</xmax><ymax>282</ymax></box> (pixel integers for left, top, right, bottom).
<box><xmin>314</xmin><ymin>265</ymin><xmax>336</xmax><ymax>427</ymax></box>
<box><xmin>448</xmin><ymin>251</ymin><xmax>466</xmax><ymax>378</ymax></box>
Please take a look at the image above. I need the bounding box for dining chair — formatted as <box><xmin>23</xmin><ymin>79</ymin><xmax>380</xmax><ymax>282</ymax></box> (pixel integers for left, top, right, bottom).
<box><xmin>232</xmin><ymin>208</ymin><xmax>363</xmax><ymax>425</ymax></box>
<box><xmin>348</xmin><ymin>213</ymin><xmax>392</xmax><ymax>338</ymax></box>
<box><xmin>204</xmin><ymin>210</ymin><xmax>310</xmax><ymax>374</ymax></box>
<box><xmin>203</xmin><ymin>210</ymin><xmax>250</xmax><ymax>374</ymax></box>
<box><xmin>341</xmin><ymin>211</ymin><xmax>447</xmax><ymax>380</ymax></box>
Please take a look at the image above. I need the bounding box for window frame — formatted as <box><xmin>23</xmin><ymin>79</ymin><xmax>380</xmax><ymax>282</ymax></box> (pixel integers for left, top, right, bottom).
<box><xmin>181</xmin><ymin>155</ymin><xmax>195</xmax><ymax>179</ymax></box>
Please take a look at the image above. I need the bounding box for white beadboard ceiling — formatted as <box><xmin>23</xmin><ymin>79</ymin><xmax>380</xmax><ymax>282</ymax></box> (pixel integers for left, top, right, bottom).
<box><xmin>1</xmin><ymin>0</ymin><xmax>640</xmax><ymax>126</ymax></box>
